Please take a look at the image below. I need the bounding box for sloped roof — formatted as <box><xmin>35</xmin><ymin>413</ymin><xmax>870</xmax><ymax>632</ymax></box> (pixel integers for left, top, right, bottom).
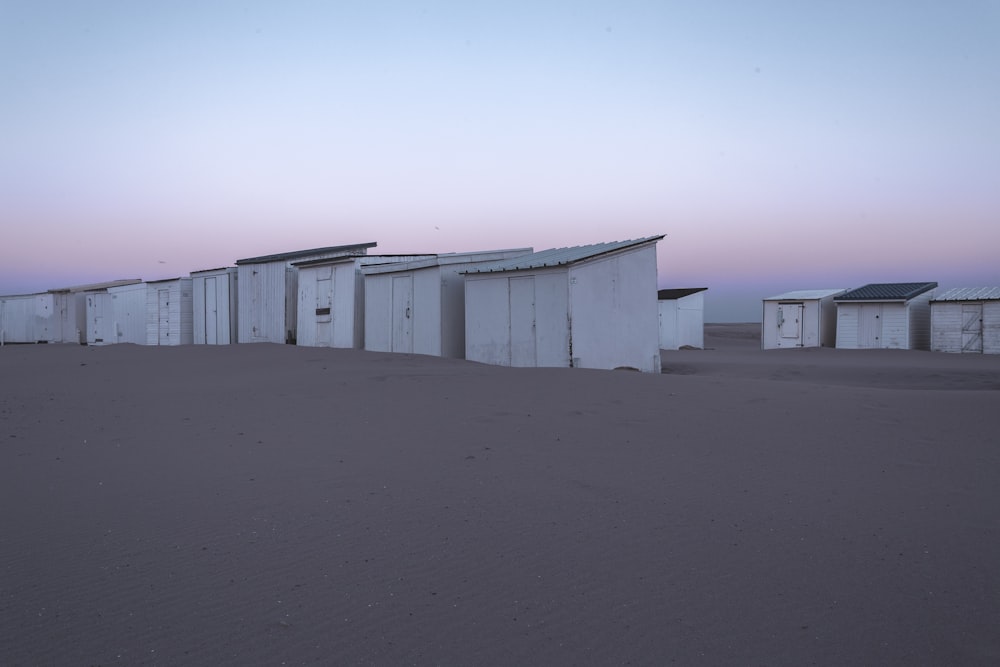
<box><xmin>361</xmin><ymin>248</ymin><xmax>533</xmax><ymax>276</ymax></box>
<box><xmin>931</xmin><ymin>287</ymin><xmax>1000</xmax><ymax>302</ymax></box>
<box><xmin>462</xmin><ymin>236</ymin><xmax>664</xmax><ymax>274</ymax></box>
<box><xmin>48</xmin><ymin>279</ymin><xmax>143</xmax><ymax>293</ymax></box>
<box><xmin>236</xmin><ymin>242</ymin><xmax>377</xmax><ymax>265</ymax></box>
<box><xmin>291</xmin><ymin>253</ymin><xmax>435</xmax><ymax>268</ymax></box>
<box><xmin>658</xmin><ymin>287</ymin><xmax>708</xmax><ymax>300</ymax></box>
<box><xmin>764</xmin><ymin>288</ymin><xmax>847</xmax><ymax>301</ymax></box>
<box><xmin>834</xmin><ymin>282</ymin><xmax>937</xmax><ymax>301</ymax></box>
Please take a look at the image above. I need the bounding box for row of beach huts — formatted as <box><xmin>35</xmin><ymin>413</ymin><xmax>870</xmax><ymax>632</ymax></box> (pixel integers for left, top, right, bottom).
<box><xmin>1</xmin><ymin>237</ymin><xmax>691</xmax><ymax>372</ymax></box>
<box><xmin>761</xmin><ymin>284</ymin><xmax>1000</xmax><ymax>354</ymax></box>
<box><xmin>3</xmin><ymin>238</ymin><xmax>998</xmax><ymax>369</ymax></box>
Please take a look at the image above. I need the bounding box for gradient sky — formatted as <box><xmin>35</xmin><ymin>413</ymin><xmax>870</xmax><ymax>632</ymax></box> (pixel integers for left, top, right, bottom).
<box><xmin>2</xmin><ymin>1</ymin><xmax>998</xmax><ymax>321</ymax></box>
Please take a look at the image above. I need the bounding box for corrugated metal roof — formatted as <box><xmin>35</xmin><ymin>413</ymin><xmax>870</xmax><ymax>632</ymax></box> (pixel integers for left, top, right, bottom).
<box><xmin>764</xmin><ymin>288</ymin><xmax>847</xmax><ymax>301</ymax></box>
<box><xmin>361</xmin><ymin>248</ymin><xmax>534</xmax><ymax>276</ymax></box>
<box><xmin>462</xmin><ymin>236</ymin><xmax>664</xmax><ymax>274</ymax></box>
<box><xmin>190</xmin><ymin>266</ymin><xmax>236</xmax><ymax>275</ymax></box>
<box><xmin>236</xmin><ymin>242</ymin><xmax>377</xmax><ymax>265</ymax></box>
<box><xmin>291</xmin><ymin>253</ymin><xmax>435</xmax><ymax>268</ymax></box>
<box><xmin>48</xmin><ymin>279</ymin><xmax>143</xmax><ymax>293</ymax></box>
<box><xmin>931</xmin><ymin>286</ymin><xmax>1000</xmax><ymax>302</ymax></box>
<box><xmin>834</xmin><ymin>282</ymin><xmax>937</xmax><ymax>301</ymax></box>
<box><xmin>658</xmin><ymin>287</ymin><xmax>708</xmax><ymax>300</ymax></box>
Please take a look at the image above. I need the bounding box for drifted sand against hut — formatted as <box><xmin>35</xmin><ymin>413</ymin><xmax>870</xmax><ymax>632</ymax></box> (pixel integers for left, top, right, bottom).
<box><xmin>2</xmin><ymin>327</ymin><xmax>999</xmax><ymax>665</ymax></box>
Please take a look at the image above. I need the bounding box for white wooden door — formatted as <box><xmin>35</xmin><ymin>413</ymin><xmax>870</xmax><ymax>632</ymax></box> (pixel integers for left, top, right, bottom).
<box><xmin>778</xmin><ymin>303</ymin><xmax>802</xmax><ymax>346</ymax></box>
<box><xmin>204</xmin><ymin>277</ymin><xmax>218</xmax><ymax>345</ymax></box>
<box><xmin>157</xmin><ymin>289</ymin><xmax>170</xmax><ymax>345</ymax></box>
<box><xmin>509</xmin><ymin>276</ymin><xmax>537</xmax><ymax>367</ymax></box>
<box><xmin>961</xmin><ymin>303</ymin><xmax>983</xmax><ymax>353</ymax></box>
<box><xmin>392</xmin><ymin>275</ymin><xmax>413</xmax><ymax>353</ymax></box>
<box><xmin>858</xmin><ymin>304</ymin><xmax>882</xmax><ymax>348</ymax></box>
<box><xmin>315</xmin><ymin>269</ymin><xmax>334</xmax><ymax>347</ymax></box>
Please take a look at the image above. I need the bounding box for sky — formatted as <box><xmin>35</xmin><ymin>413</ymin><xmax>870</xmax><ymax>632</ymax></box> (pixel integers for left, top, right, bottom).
<box><xmin>2</xmin><ymin>1</ymin><xmax>998</xmax><ymax>321</ymax></box>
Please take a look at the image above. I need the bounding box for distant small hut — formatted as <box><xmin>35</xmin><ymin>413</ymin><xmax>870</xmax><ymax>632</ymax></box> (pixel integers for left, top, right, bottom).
<box><xmin>834</xmin><ymin>282</ymin><xmax>937</xmax><ymax>350</ymax></box>
<box><xmin>930</xmin><ymin>287</ymin><xmax>1000</xmax><ymax>354</ymax></box>
<box><xmin>658</xmin><ymin>287</ymin><xmax>708</xmax><ymax>350</ymax></box>
<box><xmin>761</xmin><ymin>289</ymin><xmax>845</xmax><ymax>350</ymax></box>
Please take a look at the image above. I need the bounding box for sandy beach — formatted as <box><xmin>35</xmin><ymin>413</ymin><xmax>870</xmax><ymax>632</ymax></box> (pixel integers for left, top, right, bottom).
<box><xmin>2</xmin><ymin>324</ymin><xmax>999</xmax><ymax>666</ymax></box>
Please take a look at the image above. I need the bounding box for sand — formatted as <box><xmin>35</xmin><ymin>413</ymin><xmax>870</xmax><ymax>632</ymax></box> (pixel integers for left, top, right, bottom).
<box><xmin>2</xmin><ymin>325</ymin><xmax>999</xmax><ymax>666</ymax></box>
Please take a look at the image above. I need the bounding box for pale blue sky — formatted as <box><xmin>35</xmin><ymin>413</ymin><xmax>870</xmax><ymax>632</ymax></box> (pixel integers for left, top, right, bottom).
<box><xmin>2</xmin><ymin>1</ymin><xmax>998</xmax><ymax>320</ymax></box>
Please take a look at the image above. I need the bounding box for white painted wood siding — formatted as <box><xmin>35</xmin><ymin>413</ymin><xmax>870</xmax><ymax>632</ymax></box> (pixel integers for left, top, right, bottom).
<box><xmin>86</xmin><ymin>293</ymin><xmax>115</xmax><ymax>345</ymax></box>
<box><xmin>932</xmin><ymin>301</ymin><xmax>1000</xmax><ymax>354</ymax></box>
<box><xmin>109</xmin><ymin>283</ymin><xmax>148</xmax><ymax>344</ymax></box>
<box><xmin>2</xmin><ymin>297</ymin><xmax>27</xmax><ymax>343</ymax></box>
<box><xmin>145</xmin><ymin>279</ymin><xmax>193</xmax><ymax>346</ymax></box>
<box><xmin>985</xmin><ymin>302</ymin><xmax>1000</xmax><ymax>354</ymax></box>
<box><xmin>569</xmin><ymin>246</ymin><xmax>660</xmax><ymax>372</ymax></box>
<box><xmin>193</xmin><ymin>269</ymin><xmax>237</xmax><ymax>345</ymax></box>
<box><xmin>658</xmin><ymin>293</ymin><xmax>706</xmax><ymax>350</ymax></box>
<box><xmin>238</xmin><ymin>262</ymin><xmax>287</xmax><ymax>343</ymax></box>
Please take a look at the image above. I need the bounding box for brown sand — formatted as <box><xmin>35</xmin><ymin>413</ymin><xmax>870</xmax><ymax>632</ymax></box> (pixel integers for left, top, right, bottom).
<box><xmin>2</xmin><ymin>326</ymin><xmax>999</xmax><ymax>665</ymax></box>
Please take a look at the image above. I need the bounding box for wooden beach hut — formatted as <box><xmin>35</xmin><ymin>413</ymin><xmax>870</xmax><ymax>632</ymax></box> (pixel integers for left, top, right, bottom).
<box><xmin>463</xmin><ymin>236</ymin><xmax>664</xmax><ymax>372</ymax></box>
<box><xmin>87</xmin><ymin>281</ymin><xmax>148</xmax><ymax>345</ymax></box>
<box><xmin>761</xmin><ymin>289</ymin><xmax>846</xmax><ymax>350</ymax></box>
<box><xmin>0</xmin><ymin>293</ymin><xmax>45</xmax><ymax>344</ymax></box>
<box><xmin>834</xmin><ymin>282</ymin><xmax>937</xmax><ymax>350</ymax></box>
<box><xmin>363</xmin><ymin>248</ymin><xmax>532</xmax><ymax>358</ymax></box>
<box><xmin>658</xmin><ymin>287</ymin><xmax>708</xmax><ymax>350</ymax></box>
<box><xmin>145</xmin><ymin>278</ymin><xmax>194</xmax><ymax>346</ymax></box>
<box><xmin>51</xmin><ymin>279</ymin><xmax>143</xmax><ymax>345</ymax></box>
<box><xmin>192</xmin><ymin>267</ymin><xmax>238</xmax><ymax>345</ymax></box>
<box><xmin>930</xmin><ymin>287</ymin><xmax>1000</xmax><ymax>354</ymax></box>
<box><xmin>293</xmin><ymin>254</ymin><xmax>434</xmax><ymax>349</ymax></box>
<box><xmin>236</xmin><ymin>242</ymin><xmax>377</xmax><ymax>344</ymax></box>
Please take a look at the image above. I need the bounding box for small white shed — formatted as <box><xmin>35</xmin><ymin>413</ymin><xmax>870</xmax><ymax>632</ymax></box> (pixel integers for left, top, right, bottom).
<box><xmin>51</xmin><ymin>279</ymin><xmax>143</xmax><ymax>345</ymax></box>
<box><xmin>86</xmin><ymin>281</ymin><xmax>148</xmax><ymax>345</ymax></box>
<box><xmin>761</xmin><ymin>289</ymin><xmax>846</xmax><ymax>350</ymax></box>
<box><xmin>834</xmin><ymin>282</ymin><xmax>937</xmax><ymax>350</ymax></box>
<box><xmin>0</xmin><ymin>293</ymin><xmax>46</xmax><ymax>344</ymax></box>
<box><xmin>930</xmin><ymin>287</ymin><xmax>1000</xmax><ymax>354</ymax></box>
<box><xmin>463</xmin><ymin>236</ymin><xmax>664</xmax><ymax>372</ymax></box>
<box><xmin>363</xmin><ymin>248</ymin><xmax>533</xmax><ymax>358</ymax></box>
<box><xmin>293</xmin><ymin>254</ymin><xmax>434</xmax><ymax>349</ymax></box>
<box><xmin>236</xmin><ymin>242</ymin><xmax>377</xmax><ymax>344</ymax></box>
<box><xmin>192</xmin><ymin>267</ymin><xmax>238</xmax><ymax>345</ymax></box>
<box><xmin>658</xmin><ymin>287</ymin><xmax>708</xmax><ymax>350</ymax></box>
<box><xmin>146</xmin><ymin>278</ymin><xmax>194</xmax><ymax>346</ymax></box>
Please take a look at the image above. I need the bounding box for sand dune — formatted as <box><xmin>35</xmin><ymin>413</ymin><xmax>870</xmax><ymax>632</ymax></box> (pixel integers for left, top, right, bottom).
<box><xmin>2</xmin><ymin>333</ymin><xmax>999</xmax><ymax>665</ymax></box>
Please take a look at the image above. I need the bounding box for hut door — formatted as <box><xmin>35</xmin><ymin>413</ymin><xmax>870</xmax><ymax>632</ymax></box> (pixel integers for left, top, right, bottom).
<box><xmin>315</xmin><ymin>269</ymin><xmax>334</xmax><ymax>347</ymax></box>
<box><xmin>509</xmin><ymin>276</ymin><xmax>537</xmax><ymax>366</ymax></box>
<box><xmin>157</xmin><ymin>288</ymin><xmax>171</xmax><ymax>345</ymax></box>
<box><xmin>204</xmin><ymin>277</ymin><xmax>218</xmax><ymax>345</ymax></box>
<box><xmin>778</xmin><ymin>303</ymin><xmax>802</xmax><ymax>345</ymax></box>
<box><xmin>961</xmin><ymin>303</ymin><xmax>983</xmax><ymax>353</ymax></box>
<box><xmin>392</xmin><ymin>275</ymin><xmax>413</xmax><ymax>353</ymax></box>
<box><xmin>858</xmin><ymin>304</ymin><xmax>882</xmax><ymax>348</ymax></box>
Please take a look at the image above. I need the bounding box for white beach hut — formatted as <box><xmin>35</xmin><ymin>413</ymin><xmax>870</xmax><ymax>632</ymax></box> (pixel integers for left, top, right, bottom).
<box><xmin>146</xmin><ymin>278</ymin><xmax>194</xmax><ymax>346</ymax></box>
<box><xmin>236</xmin><ymin>243</ymin><xmax>377</xmax><ymax>344</ymax></box>
<box><xmin>51</xmin><ymin>279</ymin><xmax>143</xmax><ymax>345</ymax></box>
<box><xmin>930</xmin><ymin>287</ymin><xmax>1000</xmax><ymax>354</ymax></box>
<box><xmin>86</xmin><ymin>281</ymin><xmax>148</xmax><ymax>345</ymax></box>
<box><xmin>363</xmin><ymin>248</ymin><xmax>533</xmax><ymax>358</ymax></box>
<box><xmin>192</xmin><ymin>267</ymin><xmax>238</xmax><ymax>345</ymax></box>
<box><xmin>658</xmin><ymin>288</ymin><xmax>708</xmax><ymax>350</ymax></box>
<box><xmin>0</xmin><ymin>293</ymin><xmax>45</xmax><ymax>344</ymax></box>
<box><xmin>463</xmin><ymin>236</ymin><xmax>664</xmax><ymax>372</ymax></box>
<box><xmin>834</xmin><ymin>282</ymin><xmax>937</xmax><ymax>350</ymax></box>
<box><xmin>761</xmin><ymin>289</ymin><xmax>846</xmax><ymax>350</ymax></box>
<box><xmin>293</xmin><ymin>254</ymin><xmax>434</xmax><ymax>349</ymax></box>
